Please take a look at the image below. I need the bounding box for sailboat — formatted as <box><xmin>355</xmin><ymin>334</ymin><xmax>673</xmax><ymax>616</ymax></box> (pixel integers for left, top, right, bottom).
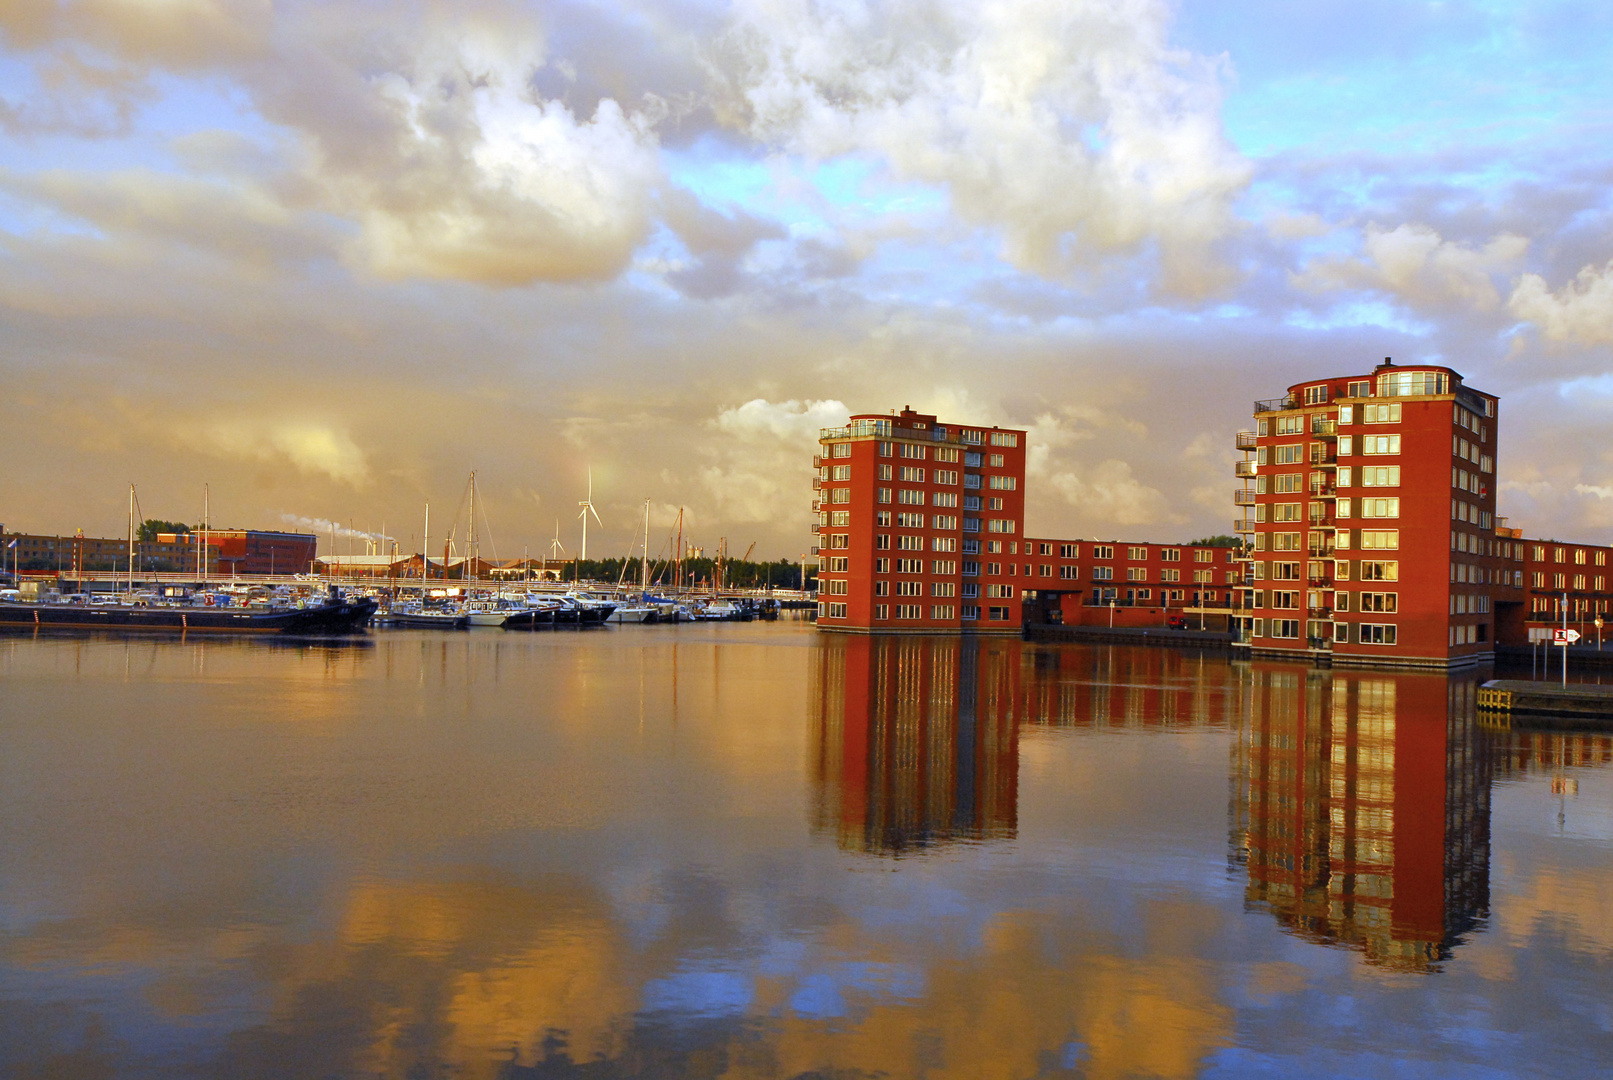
<box><xmin>607</xmin><ymin>498</ymin><xmax>659</xmax><ymax>623</ymax></box>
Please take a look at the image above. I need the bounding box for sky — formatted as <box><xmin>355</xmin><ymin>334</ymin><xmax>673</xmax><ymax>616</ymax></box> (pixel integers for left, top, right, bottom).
<box><xmin>2</xmin><ymin>0</ymin><xmax>1612</xmax><ymax>560</ymax></box>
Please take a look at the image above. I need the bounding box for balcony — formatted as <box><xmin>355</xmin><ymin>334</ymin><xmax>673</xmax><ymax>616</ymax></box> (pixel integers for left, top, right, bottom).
<box><xmin>1307</xmin><ymin>574</ymin><xmax>1330</xmax><ymax>587</ymax></box>
<box><xmin>1235</xmin><ymin>430</ymin><xmax>1258</xmax><ymax>450</ymax></box>
<box><xmin>1309</xmin><ymin>449</ymin><xmax>1338</xmax><ymax>468</ymax></box>
<box><xmin>1234</xmin><ymin>489</ymin><xmax>1257</xmax><ymax>506</ymax></box>
<box><xmin>812</xmin><ymin>477</ymin><xmax>822</xmax><ymax>490</ymax></box>
<box><xmin>1233</xmin><ymin>518</ymin><xmax>1258</xmax><ymax>533</ymax></box>
<box><xmin>1308</xmin><ymin>512</ymin><xmax>1329</xmax><ymax>526</ymax></box>
<box><xmin>1307</xmin><ymin>605</ymin><xmax>1332</xmax><ymax>617</ymax></box>
<box><xmin>1310</xmin><ymin>418</ymin><xmax>1337</xmax><ymax>438</ymax></box>
<box><xmin>1254</xmin><ymin>395</ymin><xmax>1298</xmax><ymax>415</ymax></box>
<box><xmin>1234</xmin><ymin>460</ymin><xmax>1258</xmax><ymax>479</ymax></box>
<box><xmin>1307</xmin><ymin>540</ymin><xmax>1335</xmax><ymax>558</ymax></box>
<box><xmin>1309</xmin><ymin>481</ymin><xmax>1336</xmax><ymax>499</ymax></box>
<box><xmin>811</xmin><ymin>499</ymin><xmax>821</xmax><ymax>512</ymax></box>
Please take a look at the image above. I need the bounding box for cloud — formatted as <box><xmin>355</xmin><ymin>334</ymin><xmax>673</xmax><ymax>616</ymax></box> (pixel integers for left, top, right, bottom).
<box><xmin>205</xmin><ymin>420</ymin><xmax>373</xmax><ymax>487</ymax></box>
<box><xmin>279</xmin><ymin>513</ymin><xmax>392</xmax><ymax>543</ymax></box>
<box><xmin>1295</xmin><ymin>223</ymin><xmax>1527</xmax><ymax>310</ymax></box>
<box><xmin>699</xmin><ymin>398</ymin><xmax>848</xmax><ymax>529</ymax></box>
<box><xmin>1046</xmin><ymin>459</ymin><xmax>1181</xmax><ymax>528</ymax></box>
<box><xmin>711</xmin><ymin>0</ymin><xmax>1250</xmax><ymax>295</ymax></box>
<box><xmin>1509</xmin><ymin>261</ymin><xmax>1613</xmax><ymax>347</ymax></box>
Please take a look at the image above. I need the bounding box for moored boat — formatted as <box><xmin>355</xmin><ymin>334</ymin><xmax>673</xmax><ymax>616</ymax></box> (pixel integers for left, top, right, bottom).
<box><xmin>0</xmin><ymin>597</ymin><xmax>376</xmax><ymax>635</ymax></box>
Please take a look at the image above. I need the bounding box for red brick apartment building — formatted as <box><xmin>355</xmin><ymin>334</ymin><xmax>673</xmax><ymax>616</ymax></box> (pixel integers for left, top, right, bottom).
<box><xmin>818</xmin><ymin>368</ymin><xmax>1613</xmax><ymax>667</ymax></box>
<box><xmin>1236</xmin><ymin>361</ymin><xmax>1506</xmax><ymax>667</ymax></box>
<box><xmin>814</xmin><ymin>408</ymin><xmax>1027</xmax><ymax>633</ymax></box>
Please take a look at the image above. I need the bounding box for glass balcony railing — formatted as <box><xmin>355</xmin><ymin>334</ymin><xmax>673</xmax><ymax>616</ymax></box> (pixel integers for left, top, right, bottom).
<box><xmin>1311</xmin><ymin>418</ymin><xmax>1338</xmax><ymax>438</ymax></box>
<box><xmin>1233</xmin><ymin>518</ymin><xmax>1257</xmax><ymax>533</ymax></box>
<box><xmin>1254</xmin><ymin>395</ymin><xmax>1297</xmax><ymax>414</ymax></box>
<box><xmin>1235</xmin><ymin>430</ymin><xmax>1258</xmax><ymax>450</ymax></box>
<box><xmin>1234</xmin><ymin>460</ymin><xmax>1258</xmax><ymax>478</ymax></box>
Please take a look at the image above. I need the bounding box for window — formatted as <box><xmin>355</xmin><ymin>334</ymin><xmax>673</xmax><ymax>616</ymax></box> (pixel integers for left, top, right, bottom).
<box><xmin>899</xmin><ymin>466</ymin><xmax>925</xmax><ymax>482</ymax></box>
<box><xmin>831</xmin><ymin>465</ymin><xmax>851</xmax><ymax>480</ymax></box>
<box><xmin>897</xmin><ymin>513</ymin><xmax>923</xmax><ymax>527</ymax></box>
<box><xmin>1360</xmin><ymin>498</ymin><xmax>1400</xmax><ymax>518</ymax></box>
<box><xmin>831</xmin><ymin>512</ymin><xmax>850</xmax><ymax>526</ymax></box>
<box><xmin>824</xmin><ymin>579</ymin><xmax>848</xmax><ymax>595</ymax></box>
<box><xmin>897</xmin><ymin>535</ymin><xmax>924</xmax><ymax>551</ymax></box>
<box><xmin>1192</xmin><ymin>549</ymin><xmax>1211</xmax><ymax>563</ymax></box>
<box><xmin>989</xmin><ymin>454</ymin><xmax>1005</xmax><ymax>467</ymax></box>
<box><xmin>989</xmin><ymin>476</ymin><xmax>1017</xmax><ymax>490</ymax></box>
<box><xmin>1359</xmin><ymin>530</ymin><xmax>1399</xmax><ymax>549</ymax></box>
<box><xmin>1127</xmin><ymin>567</ymin><xmax>1148</xmax><ymax>581</ymax></box>
<box><xmin>1274</xmin><ymin>473</ymin><xmax>1304</xmax><ymax>493</ymax></box>
<box><xmin>1128</xmin><ymin>545</ymin><xmax>1149</xmax><ymax>560</ymax></box>
<box><xmin>988</xmin><ymin>606</ymin><xmax>1010</xmax><ymax>620</ymax></box>
<box><xmin>1094</xmin><ymin>545</ymin><xmax>1114</xmax><ymax>559</ymax></box>
<box><xmin>876</xmin><ymin>511</ymin><xmax>892</xmax><ymax>526</ymax></box>
<box><xmin>1160</xmin><ymin>568</ymin><xmax>1180</xmax><ymax>582</ymax></box>
<box><xmin>875</xmin><ymin>534</ymin><xmax>890</xmax><ymax>551</ymax></box>
<box><xmin>1274</xmin><ymin>503</ymin><xmax>1302</xmax><ymax>521</ymax></box>
<box><xmin>990</xmin><ymin>432</ymin><xmax>1017</xmax><ymax>446</ymax></box>
<box><xmin>895</xmin><ymin>604</ymin><xmax>922</xmax><ymax>619</ymax></box>
<box><xmin>831</xmin><ymin>443</ymin><xmax>851</xmax><ymax>458</ymax></box>
<box><xmin>1275</xmin><ymin>444</ymin><xmax>1304</xmax><ymax>464</ymax></box>
<box><xmin>1577</xmin><ymin>549</ymin><xmax>1588</xmax><ymax>565</ymax></box>
<box><xmin>931</xmin><ymin>581</ymin><xmax>956</xmax><ymax>597</ymax></box>
<box><xmin>1060</xmin><ymin>543</ymin><xmax>1078</xmax><ymax>558</ymax></box>
<box><xmin>900</xmin><ymin>444</ymin><xmax>925</xmax><ymax>459</ymax></box>
<box><xmin>1338</xmin><ymin>435</ymin><xmax>1352</xmax><ymax>456</ymax></box>
<box><xmin>932</xmin><ymin>515</ymin><xmax>958</xmax><ymax>530</ymax></box>
<box><xmin>1361</xmin><ymin>466</ymin><xmax>1400</xmax><ymax>487</ymax></box>
<box><xmin>825</xmin><ymin>603</ymin><xmax>849</xmax><ymax>618</ymax></box>
<box><xmin>825</xmin><ymin>557</ymin><xmax>849</xmax><ymax>572</ymax></box>
<box><xmin>827</xmin><ymin>533</ymin><xmax>849</xmax><ymax>549</ymax></box>
<box><xmin>898</xmin><ymin>489</ymin><xmax>923</xmax><ymax>505</ymax></box>
<box><xmin>935</xmin><ymin>447</ymin><xmax>960</xmax><ymax>463</ymax></box>
<box><xmin>1093</xmin><ymin>566</ymin><xmax>1113</xmax><ymax>580</ymax></box>
<box><xmin>1271</xmin><ymin>619</ymin><xmax>1301</xmax><ymax>639</ymax></box>
<box><xmin>932</xmin><ymin>560</ymin><xmax>957</xmax><ymax>575</ymax></box>
<box><xmin>1555</xmin><ymin>547</ymin><xmax>1566</xmax><ymax>563</ymax></box>
<box><xmin>1347</xmin><ymin>380</ymin><xmax>1370</xmax><ymax>397</ymax></box>
<box><xmin>1359</xmin><ymin>623</ymin><xmax>1397</xmax><ymax>645</ymax></box>
<box><xmin>1338</xmin><ymin>404</ymin><xmax>1354</xmax><ymax>424</ymax></box>
<box><xmin>1060</xmin><ymin>565</ymin><xmax>1079</xmax><ymax>579</ymax></box>
<box><xmin>933</xmin><ymin>470</ymin><xmax>959</xmax><ymax>486</ymax></box>
<box><xmin>1362</xmin><ymin>434</ymin><xmax>1401</xmax><ymax>455</ymax></box>
<box><xmin>1359</xmin><ymin>561</ymin><xmax>1398</xmax><ymax>581</ymax></box>
<box><xmin>1363</xmin><ymin>403</ymin><xmax>1402</xmax><ymax>423</ymax></box>
<box><xmin>1378</xmin><ymin>369</ymin><xmax>1448</xmax><ymax>396</ymax></box>
<box><xmin>874</xmin><ymin>580</ymin><xmax>889</xmax><ymax>595</ymax></box>
<box><xmin>1303</xmin><ymin>384</ymin><xmax>1329</xmax><ymax>405</ymax></box>
<box><xmin>830</xmin><ymin>488</ymin><xmax>850</xmax><ymax>503</ymax></box>
<box><xmin>1275</xmin><ymin>415</ymin><xmax>1304</xmax><ymax>435</ymax></box>
<box><xmin>932</xmin><ymin>537</ymin><xmax>956</xmax><ymax>552</ymax></box>
<box><xmin>1272</xmin><ymin>590</ymin><xmax>1298</xmax><ymax>609</ymax></box>
<box><xmin>1273</xmin><ymin>533</ymin><xmax>1303</xmax><ymax>551</ymax></box>
<box><xmin>986</xmin><ymin>519</ymin><xmax>1017</xmax><ymax>533</ymax></box>
<box><xmin>1360</xmin><ymin>592</ymin><xmax>1397</xmax><ymax>612</ymax></box>
<box><xmin>930</xmin><ymin>605</ymin><xmax>955</xmax><ymax>619</ymax></box>
<box><xmin>1194</xmin><ymin>569</ymin><xmax>1213</xmax><ymax>583</ymax></box>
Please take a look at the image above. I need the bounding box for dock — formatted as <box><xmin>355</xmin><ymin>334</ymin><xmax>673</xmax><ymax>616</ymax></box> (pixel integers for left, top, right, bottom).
<box><xmin>1477</xmin><ymin>679</ymin><xmax>1613</xmax><ymax>726</ymax></box>
<box><xmin>1024</xmin><ymin>623</ymin><xmax>1234</xmax><ymax>650</ymax></box>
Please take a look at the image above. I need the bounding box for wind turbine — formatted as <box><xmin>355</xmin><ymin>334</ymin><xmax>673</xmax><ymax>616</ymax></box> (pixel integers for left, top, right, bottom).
<box><xmin>548</xmin><ymin>519</ymin><xmax>566</xmax><ymax>562</ymax></box>
<box><xmin>577</xmin><ymin>470</ymin><xmax>602</xmax><ymax>561</ymax></box>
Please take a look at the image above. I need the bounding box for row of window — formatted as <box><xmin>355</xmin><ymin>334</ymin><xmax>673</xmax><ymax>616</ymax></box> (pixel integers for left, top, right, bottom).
<box><xmin>1531</xmin><ymin>572</ymin><xmax>1613</xmax><ymax>592</ymax></box>
<box><xmin>1535</xmin><ymin>545</ymin><xmax>1611</xmax><ymax>566</ymax></box>
<box><xmin>1252</xmin><ymin>618</ymin><xmax>1399</xmax><ymax>645</ymax></box>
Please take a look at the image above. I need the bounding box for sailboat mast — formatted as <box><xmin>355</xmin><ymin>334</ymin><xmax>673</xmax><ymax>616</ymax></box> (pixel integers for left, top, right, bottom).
<box><xmin>675</xmin><ymin>507</ymin><xmax>684</xmax><ymax>591</ymax></box>
<box><xmin>423</xmin><ymin>499</ymin><xmax>429</xmax><ymax>584</ymax></box>
<box><xmin>468</xmin><ymin>471</ymin><xmax>477</xmax><ymax>582</ymax></box>
<box><xmin>127</xmin><ymin>483</ymin><xmax>134</xmax><ymax>596</ymax></box>
<box><xmin>641</xmin><ymin>499</ymin><xmax>650</xmax><ymax>593</ymax></box>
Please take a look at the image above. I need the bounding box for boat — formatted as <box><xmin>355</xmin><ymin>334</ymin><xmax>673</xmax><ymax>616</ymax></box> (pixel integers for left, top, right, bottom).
<box><xmin>462</xmin><ymin>598</ymin><xmax>515</xmax><ymax>627</ymax></box>
<box><xmin>0</xmin><ymin>595</ymin><xmax>377</xmax><ymax>635</ymax></box>
<box><xmin>378</xmin><ymin>605</ymin><xmax>469</xmax><ymax>630</ymax></box>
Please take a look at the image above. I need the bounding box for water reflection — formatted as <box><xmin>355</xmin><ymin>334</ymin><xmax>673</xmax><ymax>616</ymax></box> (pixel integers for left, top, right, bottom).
<box><xmin>811</xmin><ymin>635</ymin><xmax>1018</xmax><ymax>853</ymax></box>
<box><xmin>2</xmin><ymin>630</ymin><xmax>1613</xmax><ymax>1078</ymax></box>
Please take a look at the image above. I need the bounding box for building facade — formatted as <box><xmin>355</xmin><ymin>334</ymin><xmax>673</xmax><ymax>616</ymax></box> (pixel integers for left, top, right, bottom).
<box><xmin>1235</xmin><ymin>361</ymin><xmax>1505</xmax><ymax>667</ymax></box>
<box><xmin>815</xmin><ymin>408</ymin><xmax>1027</xmax><ymax>633</ymax></box>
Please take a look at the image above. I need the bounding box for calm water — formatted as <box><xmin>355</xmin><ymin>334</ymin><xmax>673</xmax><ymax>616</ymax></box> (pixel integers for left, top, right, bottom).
<box><xmin>2</xmin><ymin>623</ymin><xmax>1611</xmax><ymax>1079</ymax></box>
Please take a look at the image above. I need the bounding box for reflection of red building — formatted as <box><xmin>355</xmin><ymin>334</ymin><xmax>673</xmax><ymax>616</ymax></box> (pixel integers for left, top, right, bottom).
<box><xmin>811</xmin><ymin>635</ymin><xmax>1018</xmax><ymax>853</ymax></box>
<box><xmin>1233</xmin><ymin>665</ymin><xmax>1491</xmax><ymax>970</ymax></box>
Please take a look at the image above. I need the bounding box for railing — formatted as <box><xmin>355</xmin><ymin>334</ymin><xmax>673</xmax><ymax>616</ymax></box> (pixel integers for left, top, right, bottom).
<box><xmin>812</xmin><ymin>477</ymin><xmax>821</xmax><ymax>490</ymax></box>
<box><xmin>1310</xmin><ymin>418</ymin><xmax>1337</xmax><ymax>438</ymax></box>
<box><xmin>1233</xmin><ymin>519</ymin><xmax>1257</xmax><ymax>533</ymax></box>
<box><xmin>1307</xmin><ymin>541</ymin><xmax>1335</xmax><ymax>557</ymax></box>
<box><xmin>1235</xmin><ymin>430</ymin><xmax>1258</xmax><ymax>450</ymax></box>
<box><xmin>1308</xmin><ymin>575</ymin><xmax>1330</xmax><ymax>587</ymax></box>
<box><xmin>1306</xmin><ymin>636</ymin><xmax>1334</xmax><ymax>651</ymax></box>
<box><xmin>1254</xmin><ymin>395</ymin><xmax>1297</xmax><ymax>414</ymax></box>
<box><xmin>1307</xmin><ymin>605</ymin><xmax>1332</xmax><ymax>616</ymax></box>
<box><xmin>1234</xmin><ymin>489</ymin><xmax>1257</xmax><ymax>506</ymax></box>
<box><xmin>1310</xmin><ymin>449</ymin><xmax>1338</xmax><ymax>466</ymax></box>
<box><xmin>1309</xmin><ymin>481</ymin><xmax>1336</xmax><ymax>498</ymax></box>
<box><xmin>819</xmin><ymin>418</ymin><xmax>893</xmax><ymax>441</ymax></box>
<box><xmin>1234</xmin><ymin>460</ymin><xmax>1258</xmax><ymax>478</ymax></box>
<box><xmin>1308</xmin><ymin>512</ymin><xmax>1329</xmax><ymax>526</ymax></box>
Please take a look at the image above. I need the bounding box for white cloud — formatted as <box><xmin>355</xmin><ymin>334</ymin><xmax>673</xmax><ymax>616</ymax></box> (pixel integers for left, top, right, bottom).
<box><xmin>1295</xmin><ymin>223</ymin><xmax>1527</xmax><ymax>310</ymax></box>
<box><xmin>700</xmin><ymin>398</ymin><xmax>848</xmax><ymax>527</ymax></box>
<box><xmin>205</xmin><ymin>420</ymin><xmax>372</xmax><ymax>486</ymax></box>
<box><xmin>1509</xmin><ymin>260</ymin><xmax>1613</xmax><ymax>346</ymax></box>
<box><xmin>1045</xmin><ymin>459</ymin><xmax>1180</xmax><ymax>527</ymax></box>
<box><xmin>714</xmin><ymin>0</ymin><xmax>1250</xmax><ymax>295</ymax></box>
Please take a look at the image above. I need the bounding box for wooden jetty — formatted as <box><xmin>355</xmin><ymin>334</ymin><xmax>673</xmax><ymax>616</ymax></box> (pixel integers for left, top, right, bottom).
<box><xmin>1477</xmin><ymin>679</ymin><xmax>1613</xmax><ymax>726</ymax></box>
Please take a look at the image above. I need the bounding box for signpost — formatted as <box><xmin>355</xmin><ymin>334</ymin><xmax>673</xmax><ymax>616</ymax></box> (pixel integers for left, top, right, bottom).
<box><xmin>1553</xmin><ymin>628</ymin><xmax>1581</xmax><ymax>644</ymax></box>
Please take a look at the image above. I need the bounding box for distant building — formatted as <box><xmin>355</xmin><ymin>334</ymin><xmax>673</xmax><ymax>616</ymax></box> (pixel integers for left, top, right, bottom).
<box><xmin>159</xmin><ymin>529</ymin><xmax>316</xmax><ymax>575</ymax></box>
<box><xmin>1</xmin><ymin>531</ymin><xmax>209</xmax><ymax>574</ymax></box>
